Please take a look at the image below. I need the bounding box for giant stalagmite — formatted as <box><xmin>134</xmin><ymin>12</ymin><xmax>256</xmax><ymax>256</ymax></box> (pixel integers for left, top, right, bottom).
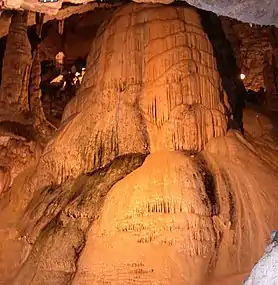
<box><xmin>0</xmin><ymin>3</ymin><xmax>278</xmax><ymax>285</ymax></box>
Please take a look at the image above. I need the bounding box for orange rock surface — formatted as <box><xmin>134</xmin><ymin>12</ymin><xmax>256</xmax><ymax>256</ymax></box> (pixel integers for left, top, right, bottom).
<box><xmin>0</xmin><ymin>3</ymin><xmax>277</xmax><ymax>285</ymax></box>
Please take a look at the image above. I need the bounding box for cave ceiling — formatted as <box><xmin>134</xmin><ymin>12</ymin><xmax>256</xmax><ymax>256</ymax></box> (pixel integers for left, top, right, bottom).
<box><xmin>0</xmin><ymin>0</ymin><xmax>278</xmax><ymax>27</ymax></box>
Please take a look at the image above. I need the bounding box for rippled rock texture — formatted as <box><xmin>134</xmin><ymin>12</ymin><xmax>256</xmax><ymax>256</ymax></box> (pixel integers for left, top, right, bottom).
<box><xmin>0</xmin><ymin>3</ymin><xmax>278</xmax><ymax>285</ymax></box>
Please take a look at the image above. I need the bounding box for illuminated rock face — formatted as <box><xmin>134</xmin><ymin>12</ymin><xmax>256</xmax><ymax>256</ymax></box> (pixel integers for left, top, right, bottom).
<box><xmin>73</xmin><ymin>151</ymin><xmax>220</xmax><ymax>285</ymax></box>
<box><xmin>70</xmin><ymin>130</ymin><xmax>278</xmax><ymax>285</ymax></box>
<box><xmin>38</xmin><ymin>3</ymin><xmax>228</xmax><ymax>186</ymax></box>
<box><xmin>0</xmin><ymin>3</ymin><xmax>278</xmax><ymax>285</ymax></box>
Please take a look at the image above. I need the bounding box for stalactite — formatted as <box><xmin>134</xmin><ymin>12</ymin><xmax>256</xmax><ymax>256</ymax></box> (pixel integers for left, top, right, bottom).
<box><xmin>35</xmin><ymin>12</ymin><xmax>44</xmax><ymax>39</ymax></box>
<box><xmin>58</xmin><ymin>20</ymin><xmax>64</xmax><ymax>35</ymax></box>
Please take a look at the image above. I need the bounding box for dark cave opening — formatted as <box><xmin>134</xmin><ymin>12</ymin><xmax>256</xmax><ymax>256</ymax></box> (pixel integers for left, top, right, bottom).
<box><xmin>199</xmin><ymin>9</ymin><xmax>247</xmax><ymax>133</ymax></box>
<box><xmin>0</xmin><ymin>36</ymin><xmax>6</xmax><ymax>85</ymax></box>
<box><xmin>24</xmin><ymin>9</ymin><xmax>105</xmax><ymax>126</ymax></box>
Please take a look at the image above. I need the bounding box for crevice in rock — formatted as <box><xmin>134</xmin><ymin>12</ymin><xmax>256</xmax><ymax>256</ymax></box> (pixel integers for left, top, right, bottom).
<box><xmin>219</xmin><ymin>166</ymin><xmax>236</xmax><ymax>230</ymax></box>
<box><xmin>196</xmin><ymin>154</ymin><xmax>219</xmax><ymax>217</ymax></box>
<box><xmin>0</xmin><ymin>36</ymin><xmax>6</xmax><ymax>86</ymax></box>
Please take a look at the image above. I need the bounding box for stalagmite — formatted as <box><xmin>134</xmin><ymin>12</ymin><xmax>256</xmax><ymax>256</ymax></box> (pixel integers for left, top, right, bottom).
<box><xmin>40</xmin><ymin>2</ymin><xmax>229</xmax><ymax>185</ymax></box>
<box><xmin>28</xmin><ymin>11</ymin><xmax>56</xmax><ymax>141</ymax></box>
<box><xmin>0</xmin><ymin>11</ymin><xmax>31</xmax><ymax>111</ymax></box>
<box><xmin>35</xmin><ymin>12</ymin><xmax>44</xmax><ymax>39</ymax></box>
<box><xmin>29</xmin><ymin>47</ymin><xmax>56</xmax><ymax>140</ymax></box>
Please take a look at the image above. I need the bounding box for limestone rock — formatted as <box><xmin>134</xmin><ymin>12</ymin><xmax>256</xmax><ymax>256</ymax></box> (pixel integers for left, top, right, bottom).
<box><xmin>72</xmin><ymin>130</ymin><xmax>278</xmax><ymax>284</ymax></box>
<box><xmin>45</xmin><ymin>3</ymin><xmax>227</xmax><ymax>186</ymax></box>
<box><xmin>184</xmin><ymin>0</ymin><xmax>278</xmax><ymax>27</ymax></box>
<box><xmin>0</xmin><ymin>166</ymin><xmax>10</xmax><ymax>195</ymax></box>
<box><xmin>0</xmin><ymin>134</ymin><xmax>41</xmax><ymax>188</ymax></box>
<box><xmin>0</xmin><ymin>11</ymin><xmax>31</xmax><ymax>111</ymax></box>
<box><xmin>72</xmin><ymin>151</ymin><xmax>221</xmax><ymax>285</ymax></box>
<box><xmin>0</xmin><ymin>3</ymin><xmax>277</xmax><ymax>285</ymax></box>
<box><xmin>0</xmin><ymin>154</ymin><xmax>146</xmax><ymax>284</ymax></box>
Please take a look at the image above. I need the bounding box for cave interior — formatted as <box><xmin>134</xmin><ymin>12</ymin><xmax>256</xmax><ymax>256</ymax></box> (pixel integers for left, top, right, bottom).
<box><xmin>0</xmin><ymin>1</ymin><xmax>278</xmax><ymax>285</ymax></box>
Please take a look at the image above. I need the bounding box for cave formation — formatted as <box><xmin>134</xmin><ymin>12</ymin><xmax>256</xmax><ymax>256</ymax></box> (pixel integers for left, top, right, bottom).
<box><xmin>0</xmin><ymin>1</ymin><xmax>278</xmax><ymax>285</ymax></box>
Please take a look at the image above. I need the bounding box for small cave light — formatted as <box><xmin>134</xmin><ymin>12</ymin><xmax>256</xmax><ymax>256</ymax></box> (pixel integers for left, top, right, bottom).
<box><xmin>50</xmin><ymin>74</ymin><xmax>64</xmax><ymax>84</ymax></box>
<box><xmin>55</xmin><ymin>52</ymin><xmax>65</xmax><ymax>72</ymax></box>
<box><xmin>55</xmin><ymin>52</ymin><xmax>65</xmax><ymax>65</ymax></box>
<box><xmin>240</xmin><ymin>73</ymin><xmax>246</xmax><ymax>80</ymax></box>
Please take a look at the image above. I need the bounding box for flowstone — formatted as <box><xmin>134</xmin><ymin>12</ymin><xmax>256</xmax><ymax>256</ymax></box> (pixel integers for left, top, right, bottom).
<box><xmin>0</xmin><ymin>3</ymin><xmax>277</xmax><ymax>285</ymax></box>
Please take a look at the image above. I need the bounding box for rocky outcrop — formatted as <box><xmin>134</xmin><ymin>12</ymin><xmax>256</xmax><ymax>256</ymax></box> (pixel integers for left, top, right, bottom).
<box><xmin>0</xmin><ymin>132</ymin><xmax>41</xmax><ymax>191</ymax></box>
<box><xmin>0</xmin><ymin>3</ymin><xmax>277</xmax><ymax>285</ymax></box>
<box><xmin>184</xmin><ymin>0</ymin><xmax>278</xmax><ymax>26</ymax></box>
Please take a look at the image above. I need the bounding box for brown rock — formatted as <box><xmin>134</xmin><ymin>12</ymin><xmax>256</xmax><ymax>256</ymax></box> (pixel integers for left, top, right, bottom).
<box><xmin>49</xmin><ymin>3</ymin><xmax>228</xmax><ymax>186</ymax></box>
<box><xmin>0</xmin><ymin>3</ymin><xmax>277</xmax><ymax>285</ymax></box>
<box><xmin>221</xmin><ymin>17</ymin><xmax>278</xmax><ymax>94</ymax></box>
<box><xmin>0</xmin><ymin>166</ymin><xmax>10</xmax><ymax>195</ymax></box>
<box><xmin>0</xmin><ymin>134</ymin><xmax>41</xmax><ymax>187</ymax></box>
<box><xmin>71</xmin><ymin>130</ymin><xmax>278</xmax><ymax>285</ymax></box>
<box><xmin>0</xmin><ymin>11</ymin><xmax>32</xmax><ymax>111</ymax></box>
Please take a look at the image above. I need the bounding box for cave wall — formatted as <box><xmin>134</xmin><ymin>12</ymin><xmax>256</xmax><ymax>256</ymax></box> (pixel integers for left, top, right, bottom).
<box><xmin>199</xmin><ymin>10</ymin><xmax>246</xmax><ymax>131</ymax></box>
<box><xmin>221</xmin><ymin>17</ymin><xmax>278</xmax><ymax>100</ymax></box>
